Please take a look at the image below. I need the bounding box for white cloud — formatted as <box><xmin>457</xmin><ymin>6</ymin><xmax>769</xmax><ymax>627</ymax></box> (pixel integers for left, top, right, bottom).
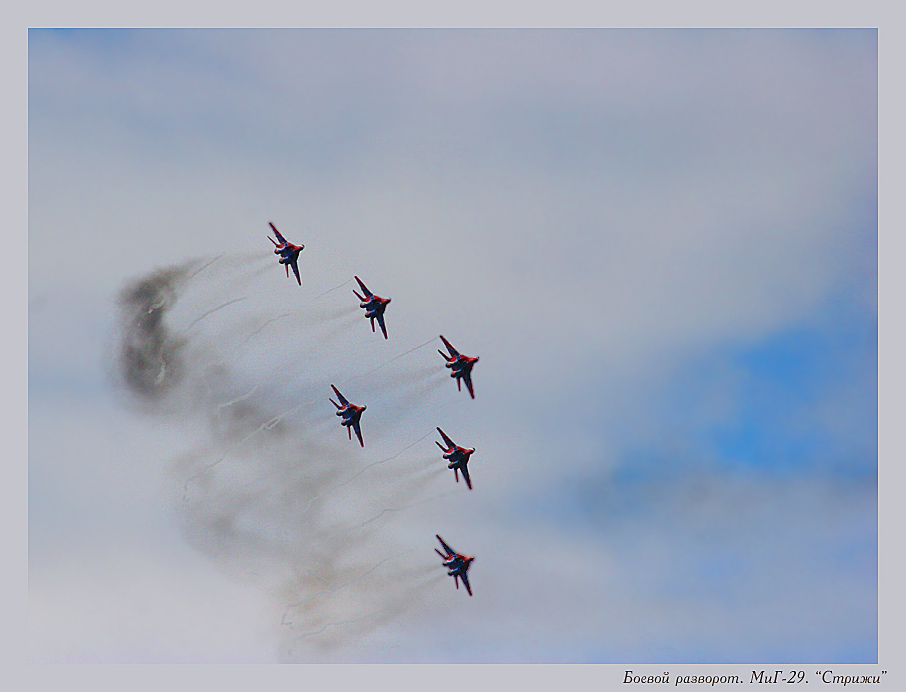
<box><xmin>29</xmin><ymin>539</ymin><xmax>278</xmax><ymax>663</ymax></box>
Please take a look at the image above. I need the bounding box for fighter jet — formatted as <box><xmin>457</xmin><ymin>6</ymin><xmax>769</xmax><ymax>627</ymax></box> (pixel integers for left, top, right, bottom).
<box><xmin>267</xmin><ymin>222</ymin><xmax>305</xmax><ymax>285</ymax></box>
<box><xmin>438</xmin><ymin>335</ymin><xmax>479</xmax><ymax>399</ymax></box>
<box><xmin>353</xmin><ymin>275</ymin><xmax>391</xmax><ymax>339</ymax></box>
<box><xmin>436</xmin><ymin>427</ymin><xmax>476</xmax><ymax>490</ymax></box>
<box><xmin>435</xmin><ymin>535</ymin><xmax>475</xmax><ymax>596</ymax></box>
<box><xmin>329</xmin><ymin>384</ymin><xmax>366</xmax><ymax>447</ymax></box>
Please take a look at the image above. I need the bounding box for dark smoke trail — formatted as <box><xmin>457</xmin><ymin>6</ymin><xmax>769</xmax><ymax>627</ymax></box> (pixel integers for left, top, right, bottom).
<box><xmin>113</xmin><ymin>256</ymin><xmax>454</xmax><ymax>661</ymax></box>
<box><xmin>116</xmin><ymin>262</ymin><xmax>195</xmax><ymax>403</ymax></box>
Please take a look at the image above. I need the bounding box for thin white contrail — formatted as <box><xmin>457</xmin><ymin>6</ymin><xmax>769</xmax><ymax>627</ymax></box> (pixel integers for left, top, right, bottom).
<box><xmin>350</xmin><ymin>489</ymin><xmax>458</xmax><ymax>532</ymax></box>
<box><xmin>290</xmin><ymin>606</ymin><xmax>393</xmax><ymax>641</ymax></box>
<box><xmin>185</xmin><ymin>254</ymin><xmax>224</xmax><ymax>282</ymax></box>
<box><xmin>342</xmin><ymin>338</ymin><xmax>436</xmax><ymax>384</ymax></box>
<box><xmin>238</xmin><ymin>312</ymin><xmax>292</xmax><ymax>345</ymax></box>
<box><xmin>292</xmin><ymin>430</ymin><xmax>436</xmax><ymax>518</ymax></box>
<box><xmin>235</xmin><ymin>388</ymin><xmax>326</xmax><ymax>443</ymax></box>
<box><xmin>180</xmin><ymin>452</ymin><xmax>228</xmax><ymax>502</ymax></box>
<box><xmin>315</xmin><ymin>277</ymin><xmax>354</xmax><ymax>300</ymax></box>
<box><xmin>215</xmin><ymin>385</ymin><xmax>260</xmax><ymax>410</ymax></box>
<box><xmin>334</xmin><ymin>429</ymin><xmax>436</xmax><ymax>489</ymax></box>
<box><xmin>281</xmin><ymin>553</ymin><xmax>403</xmax><ymax>625</ymax></box>
<box><xmin>184</xmin><ymin>297</ymin><xmax>248</xmax><ymax>331</ymax></box>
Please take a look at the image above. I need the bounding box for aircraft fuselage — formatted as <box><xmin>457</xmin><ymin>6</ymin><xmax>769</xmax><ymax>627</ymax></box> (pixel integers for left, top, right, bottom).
<box><xmin>444</xmin><ymin>448</ymin><xmax>474</xmax><ymax>466</ymax></box>
<box><xmin>338</xmin><ymin>406</ymin><xmax>364</xmax><ymax>423</ymax></box>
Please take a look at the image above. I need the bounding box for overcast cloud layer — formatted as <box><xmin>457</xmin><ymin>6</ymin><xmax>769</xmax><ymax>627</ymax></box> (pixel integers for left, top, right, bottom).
<box><xmin>28</xmin><ymin>29</ymin><xmax>877</xmax><ymax>663</ymax></box>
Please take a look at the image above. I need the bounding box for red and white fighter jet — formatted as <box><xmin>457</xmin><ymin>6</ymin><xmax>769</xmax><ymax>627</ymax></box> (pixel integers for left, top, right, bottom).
<box><xmin>438</xmin><ymin>335</ymin><xmax>479</xmax><ymax>399</ymax></box>
<box><xmin>267</xmin><ymin>222</ymin><xmax>305</xmax><ymax>285</ymax></box>
<box><xmin>329</xmin><ymin>384</ymin><xmax>366</xmax><ymax>447</ymax></box>
<box><xmin>353</xmin><ymin>275</ymin><xmax>391</xmax><ymax>339</ymax></box>
<box><xmin>435</xmin><ymin>427</ymin><xmax>476</xmax><ymax>490</ymax></box>
<box><xmin>435</xmin><ymin>535</ymin><xmax>475</xmax><ymax>596</ymax></box>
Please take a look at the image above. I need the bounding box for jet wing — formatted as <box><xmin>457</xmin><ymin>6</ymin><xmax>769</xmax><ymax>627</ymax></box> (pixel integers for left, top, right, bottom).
<box><xmin>354</xmin><ymin>276</ymin><xmax>374</xmax><ymax>298</ymax></box>
<box><xmin>460</xmin><ymin>571</ymin><xmax>473</xmax><ymax>596</ymax></box>
<box><xmin>269</xmin><ymin>222</ymin><xmax>289</xmax><ymax>246</ymax></box>
<box><xmin>352</xmin><ymin>419</ymin><xmax>364</xmax><ymax>447</ymax></box>
<box><xmin>463</xmin><ymin>372</ymin><xmax>475</xmax><ymax>399</ymax></box>
<box><xmin>439</xmin><ymin>335</ymin><xmax>460</xmax><ymax>357</ymax></box>
<box><xmin>436</xmin><ymin>534</ymin><xmax>455</xmax><ymax>557</ymax></box>
<box><xmin>436</xmin><ymin>427</ymin><xmax>455</xmax><ymax>449</ymax></box>
<box><xmin>376</xmin><ymin>312</ymin><xmax>388</xmax><ymax>339</ymax></box>
<box><xmin>289</xmin><ymin>258</ymin><xmax>301</xmax><ymax>285</ymax></box>
<box><xmin>461</xmin><ymin>464</ymin><xmax>473</xmax><ymax>490</ymax></box>
<box><xmin>330</xmin><ymin>384</ymin><xmax>350</xmax><ymax>406</ymax></box>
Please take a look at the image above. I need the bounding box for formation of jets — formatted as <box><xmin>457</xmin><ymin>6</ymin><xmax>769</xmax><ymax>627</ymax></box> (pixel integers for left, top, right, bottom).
<box><xmin>267</xmin><ymin>223</ymin><xmax>478</xmax><ymax>596</ymax></box>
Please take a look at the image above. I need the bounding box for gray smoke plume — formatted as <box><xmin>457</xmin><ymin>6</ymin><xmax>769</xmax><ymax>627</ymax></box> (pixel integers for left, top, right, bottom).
<box><xmin>114</xmin><ymin>254</ymin><xmax>453</xmax><ymax>662</ymax></box>
<box><xmin>117</xmin><ymin>264</ymin><xmax>190</xmax><ymax>401</ymax></box>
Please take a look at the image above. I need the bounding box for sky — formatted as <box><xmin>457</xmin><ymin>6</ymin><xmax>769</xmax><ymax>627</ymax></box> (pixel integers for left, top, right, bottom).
<box><xmin>27</xmin><ymin>28</ymin><xmax>880</xmax><ymax>669</ymax></box>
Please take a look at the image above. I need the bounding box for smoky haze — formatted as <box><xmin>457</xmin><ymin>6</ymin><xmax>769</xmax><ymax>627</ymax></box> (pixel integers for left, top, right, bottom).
<box><xmin>114</xmin><ymin>253</ymin><xmax>457</xmax><ymax>662</ymax></box>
